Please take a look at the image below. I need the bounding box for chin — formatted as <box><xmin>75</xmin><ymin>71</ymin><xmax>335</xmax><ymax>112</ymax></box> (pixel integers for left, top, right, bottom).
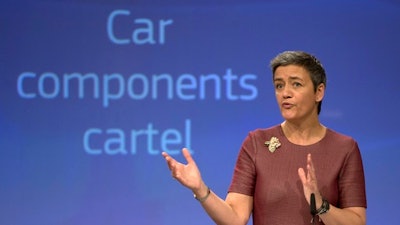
<box><xmin>280</xmin><ymin>112</ymin><xmax>295</xmax><ymax>120</ymax></box>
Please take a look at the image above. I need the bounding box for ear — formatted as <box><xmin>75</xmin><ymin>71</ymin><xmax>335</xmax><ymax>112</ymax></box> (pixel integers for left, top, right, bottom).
<box><xmin>315</xmin><ymin>83</ymin><xmax>325</xmax><ymax>102</ymax></box>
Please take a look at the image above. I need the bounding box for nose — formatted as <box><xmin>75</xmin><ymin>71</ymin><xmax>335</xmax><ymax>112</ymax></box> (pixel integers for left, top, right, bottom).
<box><xmin>282</xmin><ymin>86</ymin><xmax>292</xmax><ymax>99</ymax></box>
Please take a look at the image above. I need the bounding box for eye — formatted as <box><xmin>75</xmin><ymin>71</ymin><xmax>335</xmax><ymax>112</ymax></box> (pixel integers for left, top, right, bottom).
<box><xmin>293</xmin><ymin>82</ymin><xmax>302</xmax><ymax>87</ymax></box>
<box><xmin>275</xmin><ymin>83</ymin><xmax>283</xmax><ymax>89</ymax></box>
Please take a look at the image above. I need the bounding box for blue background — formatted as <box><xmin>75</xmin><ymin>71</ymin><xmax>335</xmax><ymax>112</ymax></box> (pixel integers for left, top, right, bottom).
<box><xmin>1</xmin><ymin>0</ymin><xmax>399</xmax><ymax>224</ymax></box>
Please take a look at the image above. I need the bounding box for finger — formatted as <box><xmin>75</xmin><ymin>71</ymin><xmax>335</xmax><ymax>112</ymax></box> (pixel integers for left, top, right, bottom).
<box><xmin>298</xmin><ymin>168</ymin><xmax>307</xmax><ymax>184</ymax></box>
<box><xmin>307</xmin><ymin>154</ymin><xmax>317</xmax><ymax>181</ymax></box>
<box><xmin>182</xmin><ymin>148</ymin><xmax>195</xmax><ymax>164</ymax></box>
<box><xmin>162</xmin><ymin>152</ymin><xmax>177</xmax><ymax>171</ymax></box>
<box><xmin>307</xmin><ymin>154</ymin><xmax>313</xmax><ymax>170</ymax></box>
<box><xmin>161</xmin><ymin>151</ymin><xmax>169</xmax><ymax>158</ymax></box>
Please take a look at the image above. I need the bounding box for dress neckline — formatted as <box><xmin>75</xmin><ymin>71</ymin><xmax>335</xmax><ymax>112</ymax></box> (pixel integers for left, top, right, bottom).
<box><xmin>277</xmin><ymin>124</ymin><xmax>328</xmax><ymax>147</ymax></box>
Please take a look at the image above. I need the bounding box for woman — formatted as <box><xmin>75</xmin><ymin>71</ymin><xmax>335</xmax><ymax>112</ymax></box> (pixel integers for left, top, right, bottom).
<box><xmin>162</xmin><ymin>51</ymin><xmax>367</xmax><ymax>225</ymax></box>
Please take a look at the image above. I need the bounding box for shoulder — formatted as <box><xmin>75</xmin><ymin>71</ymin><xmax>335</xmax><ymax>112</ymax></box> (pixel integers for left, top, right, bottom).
<box><xmin>325</xmin><ymin>128</ymin><xmax>359</xmax><ymax>153</ymax></box>
<box><xmin>239</xmin><ymin>125</ymin><xmax>282</xmax><ymax>152</ymax></box>
<box><xmin>248</xmin><ymin>124</ymin><xmax>281</xmax><ymax>138</ymax></box>
<box><xmin>326</xmin><ymin>128</ymin><xmax>357</xmax><ymax>143</ymax></box>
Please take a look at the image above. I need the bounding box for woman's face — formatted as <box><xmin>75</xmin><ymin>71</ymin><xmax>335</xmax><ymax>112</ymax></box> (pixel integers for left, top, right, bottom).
<box><xmin>273</xmin><ymin>65</ymin><xmax>324</xmax><ymax>122</ymax></box>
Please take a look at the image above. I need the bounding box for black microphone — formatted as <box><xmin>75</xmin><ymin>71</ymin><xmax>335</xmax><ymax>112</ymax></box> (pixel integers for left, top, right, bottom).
<box><xmin>310</xmin><ymin>193</ymin><xmax>317</xmax><ymax>216</ymax></box>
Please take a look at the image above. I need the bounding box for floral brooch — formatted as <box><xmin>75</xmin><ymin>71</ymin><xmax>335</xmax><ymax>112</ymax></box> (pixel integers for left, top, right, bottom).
<box><xmin>264</xmin><ymin>136</ymin><xmax>281</xmax><ymax>153</ymax></box>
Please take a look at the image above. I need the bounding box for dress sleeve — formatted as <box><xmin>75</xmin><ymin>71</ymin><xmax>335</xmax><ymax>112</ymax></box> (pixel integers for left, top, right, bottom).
<box><xmin>338</xmin><ymin>140</ymin><xmax>367</xmax><ymax>208</ymax></box>
<box><xmin>228</xmin><ymin>132</ymin><xmax>257</xmax><ymax>196</ymax></box>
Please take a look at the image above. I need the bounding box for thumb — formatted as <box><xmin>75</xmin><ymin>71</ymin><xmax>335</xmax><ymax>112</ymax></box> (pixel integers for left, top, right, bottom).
<box><xmin>182</xmin><ymin>148</ymin><xmax>195</xmax><ymax>164</ymax></box>
<box><xmin>298</xmin><ymin>167</ymin><xmax>307</xmax><ymax>184</ymax></box>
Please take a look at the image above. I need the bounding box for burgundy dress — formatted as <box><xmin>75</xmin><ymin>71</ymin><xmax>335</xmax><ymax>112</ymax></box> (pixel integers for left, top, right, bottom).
<box><xmin>228</xmin><ymin>125</ymin><xmax>367</xmax><ymax>225</ymax></box>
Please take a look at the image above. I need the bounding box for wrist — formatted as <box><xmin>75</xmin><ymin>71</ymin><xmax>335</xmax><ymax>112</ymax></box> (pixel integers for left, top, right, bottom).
<box><xmin>192</xmin><ymin>181</ymin><xmax>207</xmax><ymax>195</ymax></box>
<box><xmin>193</xmin><ymin>186</ymin><xmax>211</xmax><ymax>203</ymax></box>
<box><xmin>316</xmin><ymin>198</ymin><xmax>330</xmax><ymax>215</ymax></box>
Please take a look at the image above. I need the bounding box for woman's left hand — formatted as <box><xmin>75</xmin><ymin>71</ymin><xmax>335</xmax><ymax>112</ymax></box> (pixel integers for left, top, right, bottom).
<box><xmin>298</xmin><ymin>153</ymin><xmax>323</xmax><ymax>207</ymax></box>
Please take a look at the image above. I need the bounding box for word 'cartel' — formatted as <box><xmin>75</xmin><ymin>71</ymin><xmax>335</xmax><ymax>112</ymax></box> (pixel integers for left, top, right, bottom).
<box><xmin>83</xmin><ymin>119</ymin><xmax>192</xmax><ymax>155</ymax></box>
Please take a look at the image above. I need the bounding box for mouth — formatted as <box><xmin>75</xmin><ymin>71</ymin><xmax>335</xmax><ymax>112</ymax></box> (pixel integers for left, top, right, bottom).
<box><xmin>282</xmin><ymin>102</ymin><xmax>293</xmax><ymax>109</ymax></box>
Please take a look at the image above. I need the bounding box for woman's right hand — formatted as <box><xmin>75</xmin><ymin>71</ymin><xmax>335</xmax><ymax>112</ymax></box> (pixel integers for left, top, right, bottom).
<box><xmin>163</xmin><ymin>148</ymin><xmax>253</xmax><ymax>225</ymax></box>
<box><xmin>162</xmin><ymin>148</ymin><xmax>204</xmax><ymax>193</ymax></box>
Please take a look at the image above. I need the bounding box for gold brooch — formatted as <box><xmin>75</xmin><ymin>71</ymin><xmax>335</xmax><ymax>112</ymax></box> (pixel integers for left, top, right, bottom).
<box><xmin>264</xmin><ymin>137</ymin><xmax>281</xmax><ymax>153</ymax></box>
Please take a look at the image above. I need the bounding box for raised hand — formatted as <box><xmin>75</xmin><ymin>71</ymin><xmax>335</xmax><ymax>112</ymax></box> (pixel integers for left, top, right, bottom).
<box><xmin>162</xmin><ymin>148</ymin><xmax>204</xmax><ymax>192</ymax></box>
<box><xmin>298</xmin><ymin>153</ymin><xmax>322</xmax><ymax>207</ymax></box>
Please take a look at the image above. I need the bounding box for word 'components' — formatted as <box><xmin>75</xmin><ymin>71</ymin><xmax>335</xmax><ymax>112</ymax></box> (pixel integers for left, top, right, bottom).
<box><xmin>17</xmin><ymin>69</ymin><xmax>258</xmax><ymax>107</ymax></box>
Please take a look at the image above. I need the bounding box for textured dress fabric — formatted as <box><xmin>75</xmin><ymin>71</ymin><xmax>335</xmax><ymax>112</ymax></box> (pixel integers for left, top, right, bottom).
<box><xmin>228</xmin><ymin>125</ymin><xmax>367</xmax><ymax>225</ymax></box>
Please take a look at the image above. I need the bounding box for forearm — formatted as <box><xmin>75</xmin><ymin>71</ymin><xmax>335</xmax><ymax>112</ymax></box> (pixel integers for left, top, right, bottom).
<box><xmin>319</xmin><ymin>205</ymin><xmax>366</xmax><ymax>225</ymax></box>
<box><xmin>193</xmin><ymin>183</ymin><xmax>249</xmax><ymax>225</ymax></box>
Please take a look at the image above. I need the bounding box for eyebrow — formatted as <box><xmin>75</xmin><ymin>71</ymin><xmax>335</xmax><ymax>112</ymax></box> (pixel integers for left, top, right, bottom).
<box><xmin>274</xmin><ymin>76</ymin><xmax>304</xmax><ymax>82</ymax></box>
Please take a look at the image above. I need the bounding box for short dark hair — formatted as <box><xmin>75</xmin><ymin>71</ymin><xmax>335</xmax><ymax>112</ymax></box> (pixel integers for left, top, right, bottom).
<box><xmin>270</xmin><ymin>51</ymin><xmax>327</xmax><ymax>114</ymax></box>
